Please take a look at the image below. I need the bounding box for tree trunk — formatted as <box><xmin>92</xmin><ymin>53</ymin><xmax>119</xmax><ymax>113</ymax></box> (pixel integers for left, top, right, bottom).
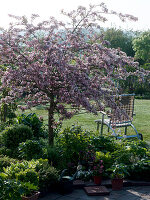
<box><xmin>3</xmin><ymin>104</ymin><xmax>7</xmax><ymax>122</ymax></box>
<box><xmin>48</xmin><ymin>96</ymin><xmax>55</xmax><ymax>146</ymax></box>
<box><xmin>0</xmin><ymin>104</ymin><xmax>7</xmax><ymax>122</ymax></box>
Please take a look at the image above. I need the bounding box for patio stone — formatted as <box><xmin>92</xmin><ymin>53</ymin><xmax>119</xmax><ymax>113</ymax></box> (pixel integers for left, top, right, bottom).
<box><xmin>84</xmin><ymin>186</ymin><xmax>110</xmax><ymax>196</ymax></box>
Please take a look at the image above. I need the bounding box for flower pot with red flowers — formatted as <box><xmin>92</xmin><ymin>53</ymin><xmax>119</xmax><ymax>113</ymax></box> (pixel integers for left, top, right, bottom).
<box><xmin>109</xmin><ymin>164</ymin><xmax>129</xmax><ymax>190</ymax></box>
<box><xmin>92</xmin><ymin>160</ymin><xmax>104</xmax><ymax>185</ymax></box>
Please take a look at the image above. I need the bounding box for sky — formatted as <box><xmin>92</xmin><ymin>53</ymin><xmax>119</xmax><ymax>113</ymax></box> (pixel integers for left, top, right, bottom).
<box><xmin>0</xmin><ymin>0</ymin><xmax>150</xmax><ymax>31</ymax></box>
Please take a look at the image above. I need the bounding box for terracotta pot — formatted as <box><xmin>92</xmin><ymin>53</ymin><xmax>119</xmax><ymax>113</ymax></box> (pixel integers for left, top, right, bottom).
<box><xmin>22</xmin><ymin>191</ymin><xmax>40</xmax><ymax>200</ymax></box>
<box><xmin>93</xmin><ymin>176</ymin><xmax>102</xmax><ymax>185</ymax></box>
<box><xmin>112</xmin><ymin>178</ymin><xmax>123</xmax><ymax>190</ymax></box>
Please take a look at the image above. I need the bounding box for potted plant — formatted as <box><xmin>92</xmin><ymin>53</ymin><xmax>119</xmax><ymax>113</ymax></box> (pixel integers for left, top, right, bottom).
<box><xmin>92</xmin><ymin>160</ymin><xmax>104</xmax><ymax>185</ymax></box>
<box><xmin>21</xmin><ymin>182</ymin><xmax>40</xmax><ymax>200</ymax></box>
<box><xmin>109</xmin><ymin>164</ymin><xmax>128</xmax><ymax>190</ymax></box>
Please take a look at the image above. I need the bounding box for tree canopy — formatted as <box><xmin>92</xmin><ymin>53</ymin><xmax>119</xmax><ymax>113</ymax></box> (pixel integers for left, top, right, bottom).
<box><xmin>0</xmin><ymin>3</ymin><xmax>146</xmax><ymax>145</ymax></box>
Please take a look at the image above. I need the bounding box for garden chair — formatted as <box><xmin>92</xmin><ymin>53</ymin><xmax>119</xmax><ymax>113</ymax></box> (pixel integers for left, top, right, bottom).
<box><xmin>95</xmin><ymin>94</ymin><xmax>143</xmax><ymax>140</ymax></box>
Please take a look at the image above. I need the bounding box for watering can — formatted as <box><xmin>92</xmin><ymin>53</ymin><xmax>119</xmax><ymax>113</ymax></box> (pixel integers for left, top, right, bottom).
<box><xmin>58</xmin><ymin>169</ymin><xmax>78</xmax><ymax>194</ymax></box>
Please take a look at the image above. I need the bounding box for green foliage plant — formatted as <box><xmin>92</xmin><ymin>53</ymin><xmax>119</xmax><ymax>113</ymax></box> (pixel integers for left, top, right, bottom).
<box><xmin>0</xmin><ymin>174</ymin><xmax>23</xmax><ymax>200</ymax></box>
<box><xmin>17</xmin><ymin>113</ymin><xmax>45</xmax><ymax>138</ymax></box>
<box><xmin>128</xmin><ymin>159</ymin><xmax>150</xmax><ymax>181</ymax></box>
<box><xmin>108</xmin><ymin>163</ymin><xmax>129</xmax><ymax>179</ymax></box>
<box><xmin>47</xmin><ymin>145</ymin><xmax>65</xmax><ymax>169</ymax></box>
<box><xmin>0</xmin><ymin>155</ymin><xmax>18</xmax><ymax>172</ymax></box>
<box><xmin>35</xmin><ymin>159</ymin><xmax>59</xmax><ymax>192</ymax></box>
<box><xmin>95</xmin><ymin>151</ymin><xmax>113</xmax><ymax>169</ymax></box>
<box><xmin>18</xmin><ymin>139</ymin><xmax>47</xmax><ymax>160</ymax></box>
<box><xmin>0</xmin><ymin>159</ymin><xmax>59</xmax><ymax>197</ymax></box>
<box><xmin>90</xmin><ymin>135</ymin><xmax>118</xmax><ymax>153</ymax></box>
<box><xmin>113</xmin><ymin>140</ymin><xmax>149</xmax><ymax>165</ymax></box>
<box><xmin>1</xmin><ymin>160</ymin><xmax>39</xmax><ymax>197</ymax></box>
<box><xmin>16</xmin><ymin>169</ymin><xmax>39</xmax><ymax>186</ymax></box>
<box><xmin>0</xmin><ymin>173</ymin><xmax>38</xmax><ymax>199</ymax></box>
<box><xmin>21</xmin><ymin>182</ymin><xmax>38</xmax><ymax>197</ymax></box>
<box><xmin>56</xmin><ymin>125</ymin><xmax>91</xmax><ymax>165</ymax></box>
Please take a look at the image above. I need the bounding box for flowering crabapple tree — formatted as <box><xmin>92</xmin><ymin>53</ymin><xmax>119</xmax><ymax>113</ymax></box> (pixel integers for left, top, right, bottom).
<box><xmin>0</xmin><ymin>3</ymin><xmax>145</xmax><ymax>145</ymax></box>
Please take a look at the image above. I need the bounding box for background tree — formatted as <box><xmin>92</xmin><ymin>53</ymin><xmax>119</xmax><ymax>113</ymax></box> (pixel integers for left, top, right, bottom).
<box><xmin>0</xmin><ymin>4</ymin><xmax>143</xmax><ymax>145</ymax></box>
<box><xmin>0</xmin><ymin>65</ymin><xmax>17</xmax><ymax>123</ymax></box>
<box><xmin>132</xmin><ymin>31</ymin><xmax>150</xmax><ymax>63</ymax></box>
<box><xmin>102</xmin><ymin>28</ymin><xmax>136</xmax><ymax>57</ymax></box>
<box><xmin>102</xmin><ymin>28</ymin><xmax>150</xmax><ymax>97</ymax></box>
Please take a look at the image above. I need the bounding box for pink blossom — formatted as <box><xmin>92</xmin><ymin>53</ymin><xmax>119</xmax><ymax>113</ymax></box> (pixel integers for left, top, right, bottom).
<box><xmin>0</xmin><ymin>4</ymin><xmax>148</xmax><ymax>145</ymax></box>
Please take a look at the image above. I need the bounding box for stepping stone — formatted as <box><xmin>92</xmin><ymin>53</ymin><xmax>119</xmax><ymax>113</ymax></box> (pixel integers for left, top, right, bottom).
<box><xmin>84</xmin><ymin>186</ymin><xmax>110</xmax><ymax>196</ymax></box>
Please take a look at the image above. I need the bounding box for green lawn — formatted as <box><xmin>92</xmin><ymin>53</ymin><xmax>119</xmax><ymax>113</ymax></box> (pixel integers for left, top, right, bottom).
<box><xmin>17</xmin><ymin>99</ymin><xmax>150</xmax><ymax>141</ymax></box>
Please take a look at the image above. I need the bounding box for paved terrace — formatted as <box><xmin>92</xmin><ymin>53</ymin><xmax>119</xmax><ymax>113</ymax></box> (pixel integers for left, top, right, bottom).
<box><xmin>40</xmin><ymin>186</ymin><xmax>150</xmax><ymax>200</ymax></box>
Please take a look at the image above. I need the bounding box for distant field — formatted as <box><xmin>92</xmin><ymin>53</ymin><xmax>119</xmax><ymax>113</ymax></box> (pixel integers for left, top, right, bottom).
<box><xmin>16</xmin><ymin>99</ymin><xmax>150</xmax><ymax>141</ymax></box>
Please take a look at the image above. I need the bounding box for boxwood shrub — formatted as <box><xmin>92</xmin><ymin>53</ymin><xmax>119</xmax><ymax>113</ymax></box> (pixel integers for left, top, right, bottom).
<box><xmin>1</xmin><ymin>124</ymin><xmax>33</xmax><ymax>150</ymax></box>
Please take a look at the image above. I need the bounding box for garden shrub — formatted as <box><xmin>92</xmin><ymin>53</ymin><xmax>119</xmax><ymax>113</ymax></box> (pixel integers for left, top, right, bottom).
<box><xmin>0</xmin><ymin>174</ymin><xmax>23</xmax><ymax>200</ymax></box>
<box><xmin>56</xmin><ymin>125</ymin><xmax>91</xmax><ymax>165</ymax></box>
<box><xmin>0</xmin><ymin>122</ymin><xmax>12</xmax><ymax>133</ymax></box>
<box><xmin>0</xmin><ymin>155</ymin><xmax>18</xmax><ymax>172</ymax></box>
<box><xmin>1</xmin><ymin>159</ymin><xmax>59</xmax><ymax>195</ymax></box>
<box><xmin>0</xmin><ymin>146</ymin><xmax>19</xmax><ymax>158</ymax></box>
<box><xmin>0</xmin><ymin>161</ymin><xmax>39</xmax><ymax>199</ymax></box>
<box><xmin>17</xmin><ymin>113</ymin><xmax>46</xmax><ymax>138</ymax></box>
<box><xmin>119</xmin><ymin>139</ymin><xmax>149</xmax><ymax>150</ymax></box>
<box><xmin>16</xmin><ymin>169</ymin><xmax>39</xmax><ymax>186</ymax></box>
<box><xmin>2</xmin><ymin>161</ymin><xmax>35</xmax><ymax>179</ymax></box>
<box><xmin>18</xmin><ymin>139</ymin><xmax>47</xmax><ymax>160</ymax></box>
<box><xmin>1</xmin><ymin>124</ymin><xmax>33</xmax><ymax>150</ymax></box>
<box><xmin>128</xmin><ymin>159</ymin><xmax>150</xmax><ymax>181</ymax></box>
<box><xmin>3</xmin><ymin>164</ymin><xmax>39</xmax><ymax>186</ymax></box>
<box><xmin>35</xmin><ymin>159</ymin><xmax>59</xmax><ymax>193</ymax></box>
<box><xmin>113</xmin><ymin>140</ymin><xmax>149</xmax><ymax>165</ymax></box>
<box><xmin>90</xmin><ymin>135</ymin><xmax>118</xmax><ymax>153</ymax></box>
<box><xmin>95</xmin><ymin>151</ymin><xmax>113</xmax><ymax>169</ymax></box>
<box><xmin>47</xmin><ymin>145</ymin><xmax>65</xmax><ymax>169</ymax></box>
